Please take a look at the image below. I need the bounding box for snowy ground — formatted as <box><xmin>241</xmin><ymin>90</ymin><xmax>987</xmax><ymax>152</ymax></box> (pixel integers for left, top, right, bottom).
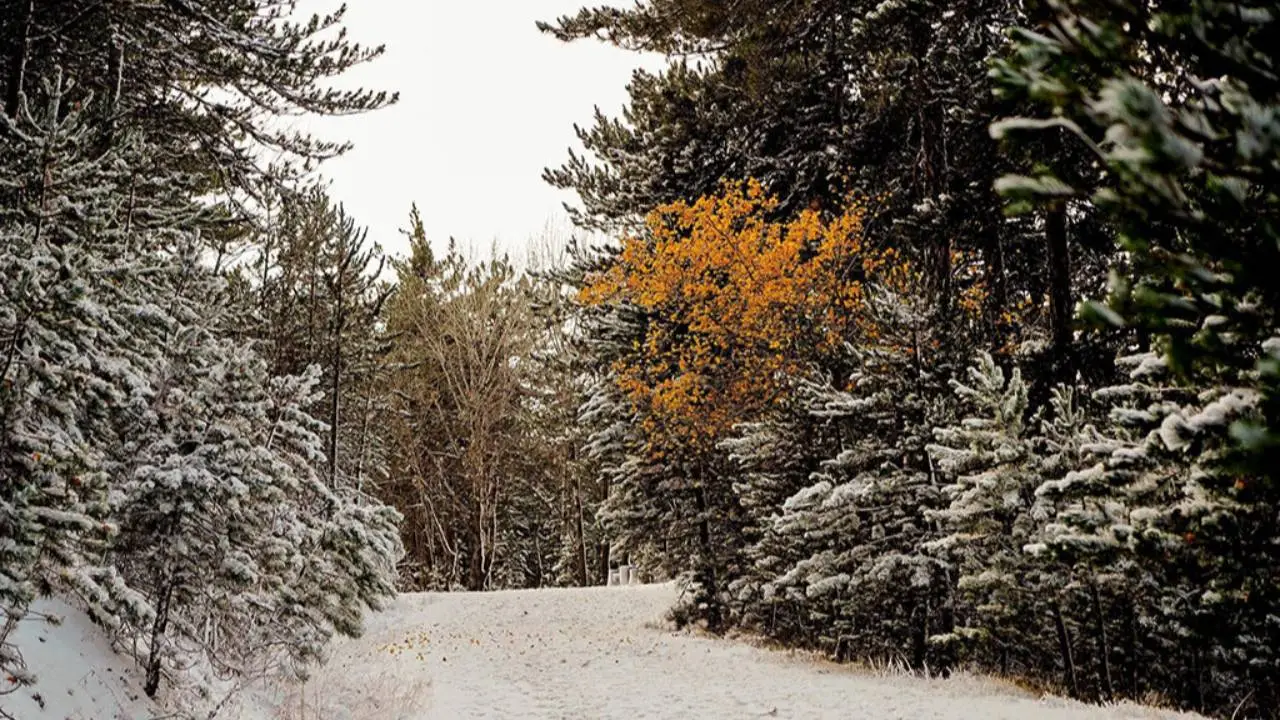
<box><xmin>254</xmin><ymin>583</ymin><xmax>1202</xmax><ymax>720</ymax></box>
<box><xmin>2</xmin><ymin>597</ymin><xmax>163</xmax><ymax>720</ymax></box>
<box><xmin>4</xmin><ymin>585</ymin><xmax>1206</xmax><ymax>720</ymax></box>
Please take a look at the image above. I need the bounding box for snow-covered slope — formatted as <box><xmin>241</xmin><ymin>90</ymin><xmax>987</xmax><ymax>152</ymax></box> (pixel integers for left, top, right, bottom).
<box><xmin>254</xmin><ymin>583</ymin><xmax>1205</xmax><ymax>720</ymax></box>
<box><xmin>2</xmin><ymin>598</ymin><xmax>162</xmax><ymax>720</ymax></box>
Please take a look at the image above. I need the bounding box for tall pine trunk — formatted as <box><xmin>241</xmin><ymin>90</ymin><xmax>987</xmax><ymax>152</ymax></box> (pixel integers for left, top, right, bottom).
<box><xmin>144</xmin><ymin>582</ymin><xmax>174</xmax><ymax>698</ymax></box>
<box><xmin>1053</xmin><ymin>604</ymin><xmax>1080</xmax><ymax>698</ymax></box>
<box><xmin>693</xmin><ymin>478</ymin><xmax>721</xmax><ymax>631</ymax></box>
<box><xmin>1089</xmin><ymin>580</ymin><xmax>1114</xmax><ymax>700</ymax></box>
<box><xmin>328</xmin><ymin>314</ymin><xmax>343</xmax><ymax>487</ymax></box>
<box><xmin>1046</xmin><ymin>203</ymin><xmax>1072</xmax><ymax>368</ymax></box>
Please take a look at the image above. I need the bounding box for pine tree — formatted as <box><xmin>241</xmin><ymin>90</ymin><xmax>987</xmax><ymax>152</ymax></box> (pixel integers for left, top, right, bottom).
<box><xmin>992</xmin><ymin>0</ymin><xmax>1280</xmax><ymax>468</ymax></box>
<box><xmin>925</xmin><ymin>353</ymin><xmax>1034</xmax><ymax>644</ymax></box>
<box><xmin>1</xmin><ymin>0</ymin><xmax>403</xmax><ymax>703</ymax></box>
<box><xmin>730</xmin><ymin>282</ymin><xmax>957</xmax><ymax>667</ymax></box>
<box><xmin>0</xmin><ymin>0</ymin><xmax>396</xmax><ymax>199</ymax></box>
<box><xmin>994</xmin><ymin>2</ymin><xmax>1280</xmax><ymax>711</ymax></box>
<box><xmin>234</xmin><ymin>185</ymin><xmax>393</xmax><ymax>492</ymax></box>
<box><xmin>114</xmin><ymin>329</ymin><xmax>401</xmax><ymax>696</ymax></box>
<box><xmin>0</xmin><ymin>75</ymin><xmax>201</xmax><ymax>633</ymax></box>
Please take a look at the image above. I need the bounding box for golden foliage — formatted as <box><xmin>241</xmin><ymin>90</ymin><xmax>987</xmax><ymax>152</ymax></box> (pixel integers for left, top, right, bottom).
<box><xmin>581</xmin><ymin>179</ymin><xmax>911</xmax><ymax>451</ymax></box>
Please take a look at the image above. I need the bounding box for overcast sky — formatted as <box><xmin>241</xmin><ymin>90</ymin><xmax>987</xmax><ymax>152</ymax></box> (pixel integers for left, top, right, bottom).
<box><xmin>297</xmin><ymin>1</ymin><xmax>656</xmax><ymax>261</ymax></box>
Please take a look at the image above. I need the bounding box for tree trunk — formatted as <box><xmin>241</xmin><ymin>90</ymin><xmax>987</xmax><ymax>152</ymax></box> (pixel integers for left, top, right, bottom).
<box><xmin>1046</xmin><ymin>203</ymin><xmax>1073</xmax><ymax>376</ymax></box>
<box><xmin>1089</xmin><ymin>580</ymin><xmax>1114</xmax><ymax>700</ymax></box>
<box><xmin>693</xmin><ymin>479</ymin><xmax>721</xmax><ymax>631</ymax></box>
<box><xmin>912</xmin><ymin>596</ymin><xmax>930</xmax><ymax>669</ymax></box>
<box><xmin>327</xmin><ymin>248</ymin><xmax>345</xmax><ymax>488</ymax></box>
<box><xmin>939</xmin><ymin>569</ymin><xmax>957</xmax><ymax>676</ymax></box>
<box><xmin>328</xmin><ymin>317</ymin><xmax>342</xmax><ymax>487</ymax></box>
<box><xmin>985</xmin><ymin>234</ymin><xmax>1009</xmax><ymax>350</ymax></box>
<box><xmin>596</xmin><ymin>475</ymin><xmax>610</xmax><ymax>585</ymax></box>
<box><xmin>5</xmin><ymin>0</ymin><xmax>33</xmax><ymax>119</ymax></box>
<box><xmin>573</xmin><ymin>475</ymin><xmax>588</xmax><ymax>586</ymax></box>
<box><xmin>1125</xmin><ymin>599</ymin><xmax>1139</xmax><ymax>698</ymax></box>
<box><xmin>467</xmin><ymin>515</ymin><xmax>484</xmax><ymax>591</ymax></box>
<box><xmin>1053</xmin><ymin>604</ymin><xmax>1080</xmax><ymax>698</ymax></box>
<box><xmin>144</xmin><ymin>583</ymin><xmax>174</xmax><ymax>698</ymax></box>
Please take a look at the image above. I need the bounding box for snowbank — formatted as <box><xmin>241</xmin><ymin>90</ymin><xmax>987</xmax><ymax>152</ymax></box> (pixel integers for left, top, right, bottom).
<box><xmin>2</xmin><ymin>597</ymin><xmax>161</xmax><ymax>720</ymax></box>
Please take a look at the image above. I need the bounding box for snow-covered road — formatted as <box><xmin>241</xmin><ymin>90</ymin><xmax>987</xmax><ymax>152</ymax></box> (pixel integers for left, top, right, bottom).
<box><xmin>266</xmin><ymin>584</ymin><xmax>1200</xmax><ymax>720</ymax></box>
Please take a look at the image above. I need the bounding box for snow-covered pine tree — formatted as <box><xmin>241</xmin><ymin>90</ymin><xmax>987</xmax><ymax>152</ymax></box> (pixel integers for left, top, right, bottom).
<box><xmin>0</xmin><ymin>73</ymin><xmax>203</xmax><ymax>642</ymax></box>
<box><xmin>554</xmin><ymin>239</ymin><xmax>668</xmax><ymax>584</ymax></box>
<box><xmin>732</xmin><ymin>282</ymin><xmax>957</xmax><ymax>668</ymax></box>
<box><xmin>925</xmin><ymin>352</ymin><xmax>1041</xmax><ymax>670</ymax></box>
<box><xmin>234</xmin><ymin>185</ymin><xmax>394</xmax><ymax>493</ymax></box>
<box><xmin>1027</xmin><ymin>348</ymin><xmax>1276</xmax><ymax>709</ymax></box>
<box><xmin>113</xmin><ymin>328</ymin><xmax>401</xmax><ymax>696</ymax></box>
<box><xmin>719</xmin><ymin>412</ymin><xmax>815</xmax><ymax>627</ymax></box>
<box><xmin>114</xmin><ymin>334</ymin><xmax>283</xmax><ymax>695</ymax></box>
<box><xmin>749</xmin><ymin>366</ymin><xmax>948</xmax><ymax>665</ymax></box>
<box><xmin>1119</xmin><ymin>352</ymin><xmax>1273</xmax><ymax>711</ymax></box>
<box><xmin>1020</xmin><ymin>383</ymin><xmax>1096</xmax><ymax>697</ymax></box>
<box><xmin>0</xmin><ymin>0</ymin><xmax>396</xmax><ymax>203</ymax></box>
<box><xmin>993</xmin><ymin>0</ymin><xmax>1280</xmax><ymax>711</ymax></box>
<box><xmin>574</xmin><ymin>362</ymin><xmax>657</xmax><ymax>580</ymax></box>
<box><xmin>254</xmin><ymin>365</ymin><xmax>403</xmax><ymax>669</ymax></box>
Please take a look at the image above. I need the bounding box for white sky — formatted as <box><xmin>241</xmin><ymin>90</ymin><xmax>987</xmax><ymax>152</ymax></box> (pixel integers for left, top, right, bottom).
<box><xmin>298</xmin><ymin>0</ymin><xmax>657</xmax><ymax>261</ymax></box>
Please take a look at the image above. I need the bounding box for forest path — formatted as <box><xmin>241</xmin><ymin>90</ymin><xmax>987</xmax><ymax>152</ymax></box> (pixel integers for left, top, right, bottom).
<box><xmin>269</xmin><ymin>583</ymin><xmax>1200</xmax><ymax>720</ymax></box>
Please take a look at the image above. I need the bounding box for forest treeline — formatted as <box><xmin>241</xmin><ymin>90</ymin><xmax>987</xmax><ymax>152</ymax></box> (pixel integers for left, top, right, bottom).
<box><xmin>530</xmin><ymin>1</ymin><xmax>1276</xmax><ymax>718</ymax></box>
<box><xmin>0</xmin><ymin>0</ymin><xmax>405</xmax><ymax>709</ymax></box>
<box><xmin>2</xmin><ymin>0</ymin><xmax>1278</xmax><ymax>719</ymax></box>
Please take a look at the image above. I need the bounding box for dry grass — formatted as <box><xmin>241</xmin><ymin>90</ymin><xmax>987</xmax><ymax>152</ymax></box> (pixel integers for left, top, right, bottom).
<box><xmin>263</xmin><ymin>667</ymin><xmax>431</xmax><ymax>720</ymax></box>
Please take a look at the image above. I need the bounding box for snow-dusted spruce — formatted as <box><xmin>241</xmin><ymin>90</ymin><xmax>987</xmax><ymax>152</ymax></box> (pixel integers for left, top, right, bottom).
<box><xmin>0</xmin><ymin>76</ymin><xmax>195</xmax><ymax>654</ymax></box>
<box><xmin>233</xmin><ymin>185</ymin><xmax>394</xmax><ymax>494</ymax></box>
<box><xmin>1026</xmin><ymin>353</ymin><xmax>1185</xmax><ymax>680</ymax></box>
<box><xmin>566</xmin><ymin>244</ymin><xmax>671</xmax><ymax>582</ymax></box>
<box><xmin>0</xmin><ymin>77</ymin><xmax>402</xmax><ymax>702</ymax></box>
<box><xmin>1019</xmin><ymin>384</ymin><xmax>1098</xmax><ymax>696</ymax></box>
<box><xmin>113</xmin><ymin>329</ymin><xmax>401</xmax><ymax>696</ymax></box>
<box><xmin>993</xmin><ymin>0</ymin><xmax>1280</xmax><ymax>709</ymax></box>
<box><xmin>731</xmin><ymin>282</ymin><xmax>957</xmax><ymax>665</ymax></box>
<box><xmin>925</xmin><ymin>352</ymin><xmax>1041</xmax><ymax>666</ymax></box>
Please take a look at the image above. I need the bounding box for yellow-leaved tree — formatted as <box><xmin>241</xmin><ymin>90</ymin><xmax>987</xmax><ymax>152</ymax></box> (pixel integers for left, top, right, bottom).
<box><xmin>582</xmin><ymin>179</ymin><xmax>911</xmax><ymax>454</ymax></box>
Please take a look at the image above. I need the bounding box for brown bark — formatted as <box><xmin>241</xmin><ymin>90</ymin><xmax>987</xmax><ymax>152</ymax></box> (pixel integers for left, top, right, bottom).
<box><xmin>572</xmin><ymin>475</ymin><xmax>588</xmax><ymax>586</ymax></box>
<box><xmin>1089</xmin><ymin>580</ymin><xmax>1114</xmax><ymax>700</ymax></box>
<box><xmin>1053</xmin><ymin>604</ymin><xmax>1080</xmax><ymax>697</ymax></box>
<box><xmin>144</xmin><ymin>583</ymin><xmax>173</xmax><ymax>698</ymax></box>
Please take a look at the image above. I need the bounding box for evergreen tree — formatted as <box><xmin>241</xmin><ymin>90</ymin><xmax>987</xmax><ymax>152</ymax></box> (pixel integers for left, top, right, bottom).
<box><xmin>925</xmin><ymin>353</ymin><xmax>1041</xmax><ymax>672</ymax></box>
<box><xmin>0</xmin><ymin>0</ymin><xmax>401</xmax><ymax>695</ymax></box>
<box><xmin>114</xmin><ymin>332</ymin><xmax>401</xmax><ymax>696</ymax></box>
<box><xmin>992</xmin><ymin>0</ymin><xmax>1280</xmax><ymax>466</ymax></box>
<box><xmin>0</xmin><ymin>76</ymin><xmax>202</xmax><ymax>632</ymax></box>
<box><xmin>730</xmin><ymin>282</ymin><xmax>956</xmax><ymax>667</ymax></box>
<box><xmin>0</xmin><ymin>0</ymin><xmax>396</xmax><ymax>200</ymax></box>
<box><xmin>234</xmin><ymin>186</ymin><xmax>393</xmax><ymax>492</ymax></box>
<box><xmin>994</xmin><ymin>2</ymin><xmax>1280</xmax><ymax>712</ymax></box>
